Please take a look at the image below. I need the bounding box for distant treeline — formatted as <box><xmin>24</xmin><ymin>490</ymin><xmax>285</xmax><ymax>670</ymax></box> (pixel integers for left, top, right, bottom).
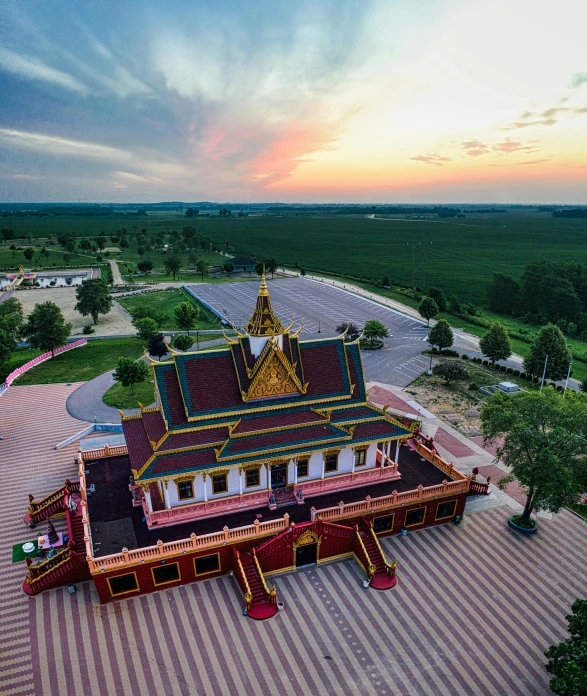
<box><xmin>265</xmin><ymin>205</ymin><xmax>466</xmax><ymax>217</ymax></box>
<box><xmin>487</xmin><ymin>260</ymin><xmax>587</xmax><ymax>337</ymax></box>
<box><xmin>1</xmin><ymin>206</ymin><xmax>114</xmax><ymax>218</ymax></box>
<box><xmin>552</xmin><ymin>208</ymin><xmax>587</xmax><ymax>219</ymax></box>
<box><xmin>468</xmin><ymin>209</ymin><xmax>507</xmax><ymax>214</ymax></box>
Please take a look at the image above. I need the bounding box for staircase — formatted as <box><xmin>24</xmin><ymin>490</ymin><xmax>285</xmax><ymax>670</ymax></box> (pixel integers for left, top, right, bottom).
<box><xmin>273</xmin><ymin>487</ymin><xmax>297</xmax><ymax>508</ymax></box>
<box><xmin>24</xmin><ymin>480</ymin><xmax>80</xmax><ymax>526</ymax></box>
<box><xmin>355</xmin><ymin>520</ymin><xmax>397</xmax><ymax>591</ymax></box>
<box><xmin>233</xmin><ymin>548</ymin><xmax>279</xmax><ymax>620</ymax></box>
<box><xmin>22</xmin><ymin>543</ymin><xmax>90</xmax><ymax>596</ymax></box>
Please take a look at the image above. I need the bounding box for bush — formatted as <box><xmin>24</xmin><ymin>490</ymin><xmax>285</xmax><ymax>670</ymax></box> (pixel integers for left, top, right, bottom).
<box><xmin>461</xmin><ymin>354</ymin><xmax>469</xmax><ymax>360</ymax></box>
<box><xmin>482</xmin><ymin>359</ymin><xmax>489</xmax><ymax>366</ymax></box>
<box><xmin>432</xmin><ymin>362</ymin><xmax>470</xmax><ymax>384</ymax></box>
<box><xmin>173</xmin><ymin>334</ymin><xmax>193</xmax><ymax>351</ymax></box>
<box><xmin>506</xmin><ymin>367</ymin><xmax>513</xmax><ymax>374</ymax></box>
<box><xmin>82</xmin><ymin>324</ymin><xmax>95</xmax><ymax>335</ymax></box>
<box><xmin>511</xmin><ymin>514</ymin><xmax>535</xmax><ymax>529</ymax></box>
<box><xmin>512</xmin><ymin>369</ymin><xmax>520</xmax><ymax>376</ymax></box>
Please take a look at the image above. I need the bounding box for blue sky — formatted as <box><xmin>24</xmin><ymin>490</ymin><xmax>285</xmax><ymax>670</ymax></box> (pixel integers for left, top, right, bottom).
<box><xmin>1</xmin><ymin>0</ymin><xmax>586</xmax><ymax>202</ymax></box>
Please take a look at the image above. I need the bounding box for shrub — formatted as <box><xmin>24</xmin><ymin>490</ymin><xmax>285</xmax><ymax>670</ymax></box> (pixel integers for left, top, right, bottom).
<box><xmin>173</xmin><ymin>334</ymin><xmax>193</xmax><ymax>351</ymax></box>
<box><xmin>461</xmin><ymin>354</ymin><xmax>469</xmax><ymax>360</ymax></box>
<box><xmin>513</xmin><ymin>369</ymin><xmax>520</xmax><ymax>376</ymax></box>
<box><xmin>82</xmin><ymin>324</ymin><xmax>95</xmax><ymax>335</ymax></box>
<box><xmin>482</xmin><ymin>359</ymin><xmax>489</xmax><ymax>366</ymax></box>
<box><xmin>432</xmin><ymin>362</ymin><xmax>470</xmax><ymax>384</ymax></box>
<box><xmin>506</xmin><ymin>367</ymin><xmax>513</xmax><ymax>374</ymax></box>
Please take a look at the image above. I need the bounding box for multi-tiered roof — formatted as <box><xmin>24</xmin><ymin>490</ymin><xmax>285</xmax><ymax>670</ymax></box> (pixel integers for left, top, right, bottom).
<box><xmin>122</xmin><ymin>276</ymin><xmax>413</xmax><ymax>485</ymax></box>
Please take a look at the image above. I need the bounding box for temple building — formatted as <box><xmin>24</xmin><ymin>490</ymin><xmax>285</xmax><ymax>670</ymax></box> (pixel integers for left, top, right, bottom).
<box><xmin>22</xmin><ymin>275</ymin><xmax>488</xmax><ymax>618</ymax></box>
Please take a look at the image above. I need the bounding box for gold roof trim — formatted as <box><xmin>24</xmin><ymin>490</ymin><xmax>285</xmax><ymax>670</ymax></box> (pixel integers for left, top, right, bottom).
<box><xmin>244</xmin><ymin>270</ymin><xmax>285</xmax><ymax>337</ymax></box>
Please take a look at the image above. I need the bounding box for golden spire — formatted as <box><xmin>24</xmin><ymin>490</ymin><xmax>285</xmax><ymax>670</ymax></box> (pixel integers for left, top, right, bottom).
<box><xmin>244</xmin><ymin>269</ymin><xmax>285</xmax><ymax>336</ymax></box>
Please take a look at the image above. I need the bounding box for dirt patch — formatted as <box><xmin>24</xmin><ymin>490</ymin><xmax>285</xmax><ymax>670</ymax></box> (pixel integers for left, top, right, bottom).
<box><xmin>15</xmin><ymin>287</ymin><xmax>135</xmax><ymax>337</ymax></box>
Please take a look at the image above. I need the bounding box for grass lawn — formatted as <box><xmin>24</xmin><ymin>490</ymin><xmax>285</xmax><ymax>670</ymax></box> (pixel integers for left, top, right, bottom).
<box><xmin>14</xmin><ymin>338</ymin><xmax>144</xmax><ymax>385</ymax></box>
<box><xmin>117</xmin><ymin>289</ymin><xmax>222</xmax><ymax>330</ymax></box>
<box><xmin>103</xmin><ymin>379</ymin><xmax>156</xmax><ymax>409</ymax></box>
<box><xmin>567</xmin><ymin>504</ymin><xmax>587</xmax><ymax>520</ymax></box>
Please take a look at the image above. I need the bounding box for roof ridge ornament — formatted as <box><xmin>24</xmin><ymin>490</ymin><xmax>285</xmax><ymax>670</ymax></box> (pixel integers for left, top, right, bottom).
<box><xmin>244</xmin><ymin>270</ymin><xmax>285</xmax><ymax>337</ymax></box>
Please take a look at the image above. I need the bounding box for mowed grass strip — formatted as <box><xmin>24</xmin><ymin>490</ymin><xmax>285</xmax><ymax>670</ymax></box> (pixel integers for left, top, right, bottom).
<box><xmin>116</xmin><ymin>289</ymin><xmax>222</xmax><ymax>330</ymax></box>
<box><xmin>102</xmin><ymin>379</ymin><xmax>156</xmax><ymax>409</ymax></box>
<box><xmin>14</xmin><ymin>338</ymin><xmax>144</xmax><ymax>385</ymax></box>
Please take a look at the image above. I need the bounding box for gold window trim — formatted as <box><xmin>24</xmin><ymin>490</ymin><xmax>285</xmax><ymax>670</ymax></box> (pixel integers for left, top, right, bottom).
<box><xmin>292</xmin><ymin>530</ymin><xmax>322</xmax><ymax>567</ymax></box>
<box><xmin>354</xmin><ymin>448</ymin><xmax>367</xmax><ymax>467</ymax></box>
<box><xmin>194</xmin><ymin>552</ymin><xmax>221</xmax><ymax>577</ymax></box>
<box><xmin>212</xmin><ymin>473</ymin><xmax>228</xmax><ymax>494</ymax></box>
<box><xmin>176</xmin><ymin>479</ymin><xmax>195</xmax><ymax>501</ymax></box>
<box><xmin>245</xmin><ymin>467</ymin><xmax>261</xmax><ymax>488</ymax></box>
<box><xmin>107</xmin><ymin>571</ymin><xmax>139</xmax><ymax>597</ymax></box>
<box><xmin>151</xmin><ymin>562</ymin><xmax>181</xmax><ymax>587</ymax></box>
<box><xmin>296</xmin><ymin>457</ymin><xmax>309</xmax><ymax>478</ymax></box>
<box><xmin>404</xmin><ymin>505</ymin><xmax>427</xmax><ymax>528</ymax></box>
<box><xmin>435</xmin><ymin>499</ymin><xmax>457</xmax><ymax>521</ymax></box>
<box><xmin>324</xmin><ymin>450</ymin><xmax>339</xmax><ymax>473</ymax></box>
<box><xmin>373</xmin><ymin>512</ymin><xmax>395</xmax><ymax>535</ymax></box>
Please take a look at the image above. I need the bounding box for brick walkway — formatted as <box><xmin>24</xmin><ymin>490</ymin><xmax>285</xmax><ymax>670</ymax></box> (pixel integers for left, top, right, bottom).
<box><xmin>2</xmin><ymin>385</ymin><xmax>587</xmax><ymax>695</ymax></box>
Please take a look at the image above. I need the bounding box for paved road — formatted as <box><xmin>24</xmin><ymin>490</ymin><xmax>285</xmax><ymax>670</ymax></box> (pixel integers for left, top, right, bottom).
<box><xmin>109</xmin><ymin>259</ymin><xmax>124</xmax><ymax>286</ymax></box>
<box><xmin>186</xmin><ymin>277</ymin><xmax>434</xmax><ymax>387</ymax></box>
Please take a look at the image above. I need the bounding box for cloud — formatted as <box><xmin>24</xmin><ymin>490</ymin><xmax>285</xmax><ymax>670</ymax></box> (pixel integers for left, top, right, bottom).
<box><xmin>541</xmin><ymin>107</ymin><xmax>567</xmax><ymax>118</ymax></box>
<box><xmin>409</xmin><ymin>153</ymin><xmax>452</xmax><ymax>166</ymax></box>
<box><xmin>574</xmin><ymin>106</ymin><xmax>587</xmax><ymax>113</ymax></box>
<box><xmin>459</xmin><ymin>140</ymin><xmax>490</xmax><ymax>157</ymax></box>
<box><xmin>489</xmin><ymin>158</ymin><xmax>550</xmax><ymax>167</ymax></box>
<box><xmin>570</xmin><ymin>72</ymin><xmax>587</xmax><ymax>89</ymax></box>
<box><xmin>492</xmin><ymin>137</ymin><xmax>539</xmax><ymax>154</ymax></box>
<box><xmin>0</xmin><ymin>48</ymin><xmax>87</xmax><ymax>93</ymax></box>
<box><xmin>506</xmin><ymin>118</ymin><xmax>557</xmax><ymax>129</ymax></box>
<box><xmin>0</xmin><ymin>128</ymin><xmax>132</xmax><ymax>160</ymax></box>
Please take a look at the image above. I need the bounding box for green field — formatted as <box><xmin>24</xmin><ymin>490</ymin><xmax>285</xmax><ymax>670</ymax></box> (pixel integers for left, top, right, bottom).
<box><xmin>117</xmin><ymin>289</ymin><xmax>222</xmax><ymax>330</ymax></box>
<box><xmin>102</xmin><ymin>379</ymin><xmax>156</xmax><ymax>409</ymax></box>
<box><xmin>13</xmin><ymin>338</ymin><xmax>144</xmax><ymax>385</ymax></box>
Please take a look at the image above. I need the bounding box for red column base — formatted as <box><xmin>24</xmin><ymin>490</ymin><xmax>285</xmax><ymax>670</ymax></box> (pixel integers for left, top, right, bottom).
<box><xmin>370</xmin><ymin>573</ymin><xmax>397</xmax><ymax>591</ymax></box>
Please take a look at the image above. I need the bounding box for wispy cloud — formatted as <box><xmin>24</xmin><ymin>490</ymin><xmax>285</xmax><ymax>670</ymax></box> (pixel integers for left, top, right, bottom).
<box><xmin>570</xmin><ymin>72</ymin><xmax>587</xmax><ymax>89</ymax></box>
<box><xmin>505</xmin><ymin>117</ymin><xmax>557</xmax><ymax>129</ymax></box>
<box><xmin>492</xmin><ymin>137</ymin><xmax>539</xmax><ymax>155</ymax></box>
<box><xmin>489</xmin><ymin>159</ymin><xmax>550</xmax><ymax>167</ymax></box>
<box><xmin>0</xmin><ymin>47</ymin><xmax>87</xmax><ymax>93</ymax></box>
<box><xmin>409</xmin><ymin>153</ymin><xmax>452</xmax><ymax>166</ymax></box>
<box><xmin>459</xmin><ymin>140</ymin><xmax>489</xmax><ymax>157</ymax></box>
<box><xmin>0</xmin><ymin>128</ymin><xmax>131</xmax><ymax>160</ymax></box>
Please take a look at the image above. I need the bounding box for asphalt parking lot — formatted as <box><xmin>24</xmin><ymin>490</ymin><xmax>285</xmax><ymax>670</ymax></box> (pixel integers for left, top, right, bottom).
<box><xmin>185</xmin><ymin>277</ymin><xmax>431</xmax><ymax>387</ymax></box>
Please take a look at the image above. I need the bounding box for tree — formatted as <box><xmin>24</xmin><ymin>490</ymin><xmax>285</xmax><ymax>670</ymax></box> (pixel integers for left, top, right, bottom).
<box><xmin>381</xmin><ymin>275</ymin><xmax>390</xmax><ymax>288</ymax></box>
<box><xmin>481</xmin><ymin>389</ymin><xmax>587</xmax><ymax>526</ymax></box>
<box><xmin>223</xmin><ymin>261</ymin><xmax>235</xmax><ymax>276</ymax></box>
<box><xmin>164</xmin><ymin>254</ymin><xmax>182</xmax><ymax>280</ymax></box>
<box><xmin>0</xmin><ymin>296</ymin><xmax>24</xmax><ymax>343</ymax></box>
<box><xmin>174</xmin><ymin>301</ymin><xmax>199</xmax><ymax>335</ymax></box>
<box><xmin>119</xmin><ymin>238</ymin><xmax>129</xmax><ymax>250</ymax></box>
<box><xmin>1</xmin><ymin>228</ymin><xmax>15</xmax><ymax>241</ymax></box>
<box><xmin>196</xmin><ymin>259</ymin><xmax>208</xmax><ymax>280</ymax></box>
<box><xmin>524</xmin><ymin>323</ymin><xmax>572</xmax><ymax>380</ymax></box>
<box><xmin>134</xmin><ymin>317</ymin><xmax>158</xmax><ymax>341</ymax></box>
<box><xmin>148</xmin><ymin>332</ymin><xmax>168</xmax><ymax>361</ymax></box>
<box><xmin>479</xmin><ymin>322</ymin><xmax>512</xmax><ymax>365</ymax></box>
<box><xmin>362</xmin><ymin>319</ymin><xmax>389</xmax><ymax>346</ymax></box>
<box><xmin>427</xmin><ymin>287</ymin><xmax>447</xmax><ymax>312</ymax></box>
<box><xmin>173</xmin><ymin>334</ymin><xmax>193</xmax><ymax>351</ymax></box>
<box><xmin>186</xmin><ymin>208</ymin><xmax>200</xmax><ymax>218</ymax></box>
<box><xmin>23</xmin><ymin>301</ymin><xmax>71</xmax><ymax>356</ymax></box>
<box><xmin>336</xmin><ymin>322</ymin><xmax>360</xmax><ymax>342</ymax></box>
<box><xmin>96</xmin><ymin>236</ymin><xmax>107</xmax><ymax>251</ymax></box>
<box><xmin>545</xmin><ymin>598</ymin><xmax>587</xmax><ymax>696</ymax></box>
<box><xmin>188</xmin><ymin>251</ymin><xmax>198</xmax><ymax>267</ymax></box>
<box><xmin>23</xmin><ymin>247</ymin><xmax>34</xmax><ymax>262</ymax></box>
<box><xmin>137</xmin><ymin>260</ymin><xmax>153</xmax><ymax>275</ymax></box>
<box><xmin>418</xmin><ymin>297</ymin><xmax>439</xmax><ymax>325</ymax></box>
<box><xmin>428</xmin><ymin>319</ymin><xmax>453</xmax><ymax>353</ymax></box>
<box><xmin>448</xmin><ymin>295</ymin><xmax>461</xmax><ymax>312</ymax></box>
<box><xmin>486</xmin><ymin>273</ymin><xmax>521</xmax><ymax>315</ymax></box>
<box><xmin>432</xmin><ymin>361</ymin><xmax>469</xmax><ymax>384</ymax></box>
<box><xmin>0</xmin><ymin>328</ymin><xmax>12</xmax><ymax>380</ymax></box>
<box><xmin>75</xmin><ymin>278</ymin><xmax>112</xmax><ymax>325</ymax></box>
<box><xmin>266</xmin><ymin>258</ymin><xmax>278</xmax><ymax>278</ymax></box>
<box><xmin>137</xmin><ymin>246</ymin><xmax>145</xmax><ymax>257</ymax></box>
<box><xmin>255</xmin><ymin>261</ymin><xmax>264</xmax><ymax>276</ymax></box>
<box><xmin>112</xmin><ymin>357</ymin><xmax>149</xmax><ymax>396</ymax></box>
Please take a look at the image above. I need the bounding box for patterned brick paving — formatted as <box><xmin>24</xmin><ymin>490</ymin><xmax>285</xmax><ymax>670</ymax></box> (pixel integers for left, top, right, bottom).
<box><xmin>2</xmin><ymin>385</ymin><xmax>587</xmax><ymax>695</ymax></box>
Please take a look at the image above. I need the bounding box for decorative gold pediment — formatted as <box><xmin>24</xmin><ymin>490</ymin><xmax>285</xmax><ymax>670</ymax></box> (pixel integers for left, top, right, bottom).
<box><xmin>294</xmin><ymin>530</ymin><xmax>320</xmax><ymax>547</ymax></box>
<box><xmin>243</xmin><ymin>342</ymin><xmax>306</xmax><ymax>402</ymax></box>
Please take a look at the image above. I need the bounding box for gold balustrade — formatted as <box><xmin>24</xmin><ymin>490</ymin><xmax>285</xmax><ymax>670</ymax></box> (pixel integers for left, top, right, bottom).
<box><xmin>234</xmin><ymin>550</ymin><xmax>253</xmax><ymax>610</ymax></box>
<box><xmin>252</xmin><ymin>548</ymin><xmax>276</xmax><ymax>600</ymax></box>
<box><xmin>353</xmin><ymin>525</ymin><xmax>376</xmax><ymax>579</ymax></box>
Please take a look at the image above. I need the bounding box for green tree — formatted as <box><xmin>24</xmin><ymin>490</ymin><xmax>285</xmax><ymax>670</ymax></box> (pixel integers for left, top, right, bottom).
<box><xmin>448</xmin><ymin>295</ymin><xmax>461</xmax><ymax>312</ymax></box>
<box><xmin>137</xmin><ymin>246</ymin><xmax>145</xmax><ymax>257</ymax></box>
<box><xmin>266</xmin><ymin>258</ymin><xmax>278</xmax><ymax>278</ymax></box>
<box><xmin>23</xmin><ymin>301</ymin><xmax>71</xmax><ymax>356</ymax></box>
<box><xmin>75</xmin><ymin>278</ymin><xmax>113</xmax><ymax>325</ymax></box>
<box><xmin>432</xmin><ymin>361</ymin><xmax>469</xmax><ymax>384</ymax></box>
<box><xmin>418</xmin><ymin>297</ymin><xmax>439</xmax><ymax>325</ymax></box>
<box><xmin>188</xmin><ymin>251</ymin><xmax>198</xmax><ymax>267</ymax></box>
<box><xmin>174</xmin><ymin>301</ymin><xmax>199</xmax><ymax>335</ymax></box>
<box><xmin>524</xmin><ymin>323</ymin><xmax>572</xmax><ymax>380</ymax></box>
<box><xmin>362</xmin><ymin>319</ymin><xmax>389</xmax><ymax>346</ymax></box>
<box><xmin>427</xmin><ymin>287</ymin><xmax>447</xmax><ymax>312</ymax></box>
<box><xmin>336</xmin><ymin>322</ymin><xmax>360</xmax><ymax>342</ymax></box>
<box><xmin>0</xmin><ymin>328</ymin><xmax>12</xmax><ymax>381</ymax></box>
<box><xmin>545</xmin><ymin>598</ymin><xmax>587</xmax><ymax>696</ymax></box>
<box><xmin>134</xmin><ymin>317</ymin><xmax>159</xmax><ymax>341</ymax></box>
<box><xmin>479</xmin><ymin>323</ymin><xmax>512</xmax><ymax>365</ymax></box>
<box><xmin>147</xmin><ymin>332</ymin><xmax>168</xmax><ymax>361</ymax></box>
<box><xmin>186</xmin><ymin>208</ymin><xmax>199</xmax><ymax>218</ymax></box>
<box><xmin>487</xmin><ymin>273</ymin><xmax>521</xmax><ymax>314</ymax></box>
<box><xmin>255</xmin><ymin>261</ymin><xmax>264</xmax><ymax>276</ymax></box>
<box><xmin>164</xmin><ymin>254</ymin><xmax>182</xmax><ymax>280</ymax></box>
<box><xmin>23</xmin><ymin>247</ymin><xmax>34</xmax><ymax>262</ymax></box>
<box><xmin>428</xmin><ymin>319</ymin><xmax>453</xmax><ymax>353</ymax></box>
<box><xmin>96</xmin><ymin>236</ymin><xmax>107</xmax><ymax>251</ymax></box>
<box><xmin>137</xmin><ymin>260</ymin><xmax>153</xmax><ymax>275</ymax></box>
<box><xmin>196</xmin><ymin>259</ymin><xmax>208</xmax><ymax>280</ymax></box>
<box><xmin>223</xmin><ymin>261</ymin><xmax>235</xmax><ymax>276</ymax></box>
<box><xmin>119</xmin><ymin>238</ymin><xmax>129</xmax><ymax>249</ymax></box>
<box><xmin>481</xmin><ymin>389</ymin><xmax>587</xmax><ymax>526</ymax></box>
<box><xmin>112</xmin><ymin>357</ymin><xmax>149</xmax><ymax>396</ymax></box>
<box><xmin>173</xmin><ymin>334</ymin><xmax>193</xmax><ymax>351</ymax></box>
<box><xmin>381</xmin><ymin>275</ymin><xmax>390</xmax><ymax>288</ymax></box>
<box><xmin>0</xmin><ymin>296</ymin><xmax>24</xmax><ymax>343</ymax></box>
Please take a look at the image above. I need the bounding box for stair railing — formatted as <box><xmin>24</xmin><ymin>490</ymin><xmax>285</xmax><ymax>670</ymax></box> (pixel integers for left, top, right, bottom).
<box><xmin>25</xmin><ymin>543</ymin><xmax>75</xmax><ymax>587</ymax></box>
<box><xmin>362</xmin><ymin>520</ymin><xmax>397</xmax><ymax>579</ymax></box>
<box><xmin>27</xmin><ymin>480</ymin><xmax>81</xmax><ymax>525</ymax></box>
<box><xmin>353</xmin><ymin>525</ymin><xmax>376</xmax><ymax>581</ymax></box>
<box><xmin>251</xmin><ymin>548</ymin><xmax>277</xmax><ymax>604</ymax></box>
<box><xmin>232</xmin><ymin>549</ymin><xmax>253</xmax><ymax>612</ymax></box>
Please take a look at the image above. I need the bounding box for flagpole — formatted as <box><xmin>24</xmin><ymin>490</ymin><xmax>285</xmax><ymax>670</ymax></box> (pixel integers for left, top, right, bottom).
<box><xmin>540</xmin><ymin>354</ymin><xmax>548</xmax><ymax>392</ymax></box>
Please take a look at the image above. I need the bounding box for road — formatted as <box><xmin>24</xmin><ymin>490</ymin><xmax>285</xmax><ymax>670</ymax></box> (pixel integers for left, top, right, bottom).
<box><xmin>185</xmin><ymin>277</ymin><xmax>434</xmax><ymax>387</ymax></box>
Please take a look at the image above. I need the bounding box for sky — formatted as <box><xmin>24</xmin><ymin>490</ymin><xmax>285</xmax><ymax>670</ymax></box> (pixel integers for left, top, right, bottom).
<box><xmin>1</xmin><ymin>0</ymin><xmax>586</xmax><ymax>204</ymax></box>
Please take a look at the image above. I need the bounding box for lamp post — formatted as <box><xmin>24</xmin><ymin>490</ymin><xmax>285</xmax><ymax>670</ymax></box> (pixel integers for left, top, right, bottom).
<box><xmin>563</xmin><ymin>363</ymin><xmax>572</xmax><ymax>397</ymax></box>
<box><xmin>540</xmin><ymin>354</ymin><xmax>549</xmax><ymax>392</ymax></box>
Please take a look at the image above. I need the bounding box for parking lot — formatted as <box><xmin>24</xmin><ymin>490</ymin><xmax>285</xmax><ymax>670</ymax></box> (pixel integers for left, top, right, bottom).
<box><xmin>185</xmin><ymin>277</ymin><xmax>431</xmax><ymax>386</ymax></box>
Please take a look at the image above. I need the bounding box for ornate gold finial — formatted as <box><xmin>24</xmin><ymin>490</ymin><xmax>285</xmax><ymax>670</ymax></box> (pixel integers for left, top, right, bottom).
<box><xmin>259</xmin><ymin>265</ymin><xmax>269</xmax><ymax>297</ymax></box>
<box><xmin>244</xmin><ymin>268</ymin><xmax>285</xmax><ymax>337</ymax></box>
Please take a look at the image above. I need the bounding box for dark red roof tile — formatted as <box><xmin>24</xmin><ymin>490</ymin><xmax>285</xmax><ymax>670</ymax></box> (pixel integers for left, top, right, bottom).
<box><xmin>224</xmin><ymin>424</ymin><xmax>347</xmax><ymax>456</ymax></box>
<box><xmin>142</xmin><ymin>409</ymin><xmax>167</xmax><ymax>444</ymax></box>
<box><xmin>151</xmin><ymin>448</ymin><xmax>218</xmax><ymax>476</ymax></box>
<box><xmin>232</xmin><ymin>409</ymin><xmax>325</xmax><ymax>435</ymax></box>
<box><xmin>157</xmin><ymin>427</ymin><xmax>229</xmax><ymax>451</ymax></box>
<box><xmin>122</xmin><ymin>418</ymin><xmax>153</xmax><ymax>473</ymax></box>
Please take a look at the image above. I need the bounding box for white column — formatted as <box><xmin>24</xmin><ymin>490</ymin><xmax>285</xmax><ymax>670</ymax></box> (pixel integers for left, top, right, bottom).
<box><xmin>351</xmin><ymin>451</ymin><xmax>356</xmax><ymax>474</ymax></box>
<box><xmin>267</xmin><ymin>463</ymin><xmax>272</xmax><ymax>489</ymax></box>
<box><xmin>203</xmin><ymin>474</ymin><xmax>208</xmax><ymax>502</ymax></box>
<box><xmin>386</xmin><ymin>441</ymin><xmax>391</xmax><ymax>459</ymax></box>
<box><xmin>395</xmin><ymin>440</ymin><xmax>400</xmax><ymax>464</ymax></box>
<box><xmin>294</xmin><ymin>461</ymin><xmax>298</xmax><ymax>485</ymax></box>
<box><xmin>143</xmin><ymin>487</ymin><xmax>153</xmax><ymax>513</ymax></box>
<box><xmin>321</xmin><ymin>454</ymin><xmax>325</xmax><ymax>479</ymax></box>
<box><xmin>163</xmin><ymin>480</ymin><xmax>171</xmax><ymax>508</ymax></box>
<box><xmin>239</xmin><ymin>469</ymin><xmax>243</xmax><ymax>495</ymax></box>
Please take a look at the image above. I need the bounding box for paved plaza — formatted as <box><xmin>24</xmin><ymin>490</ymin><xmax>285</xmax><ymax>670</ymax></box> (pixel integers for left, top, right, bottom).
<box><xmin>1</xmin><ymin>384</ymin><xmax>587</xmax><ymax>695</ymax></box>
<box><xmin>186</xmin><ymin>278</ymin><xmax>432</xmax><ymax>386</ymax></box>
